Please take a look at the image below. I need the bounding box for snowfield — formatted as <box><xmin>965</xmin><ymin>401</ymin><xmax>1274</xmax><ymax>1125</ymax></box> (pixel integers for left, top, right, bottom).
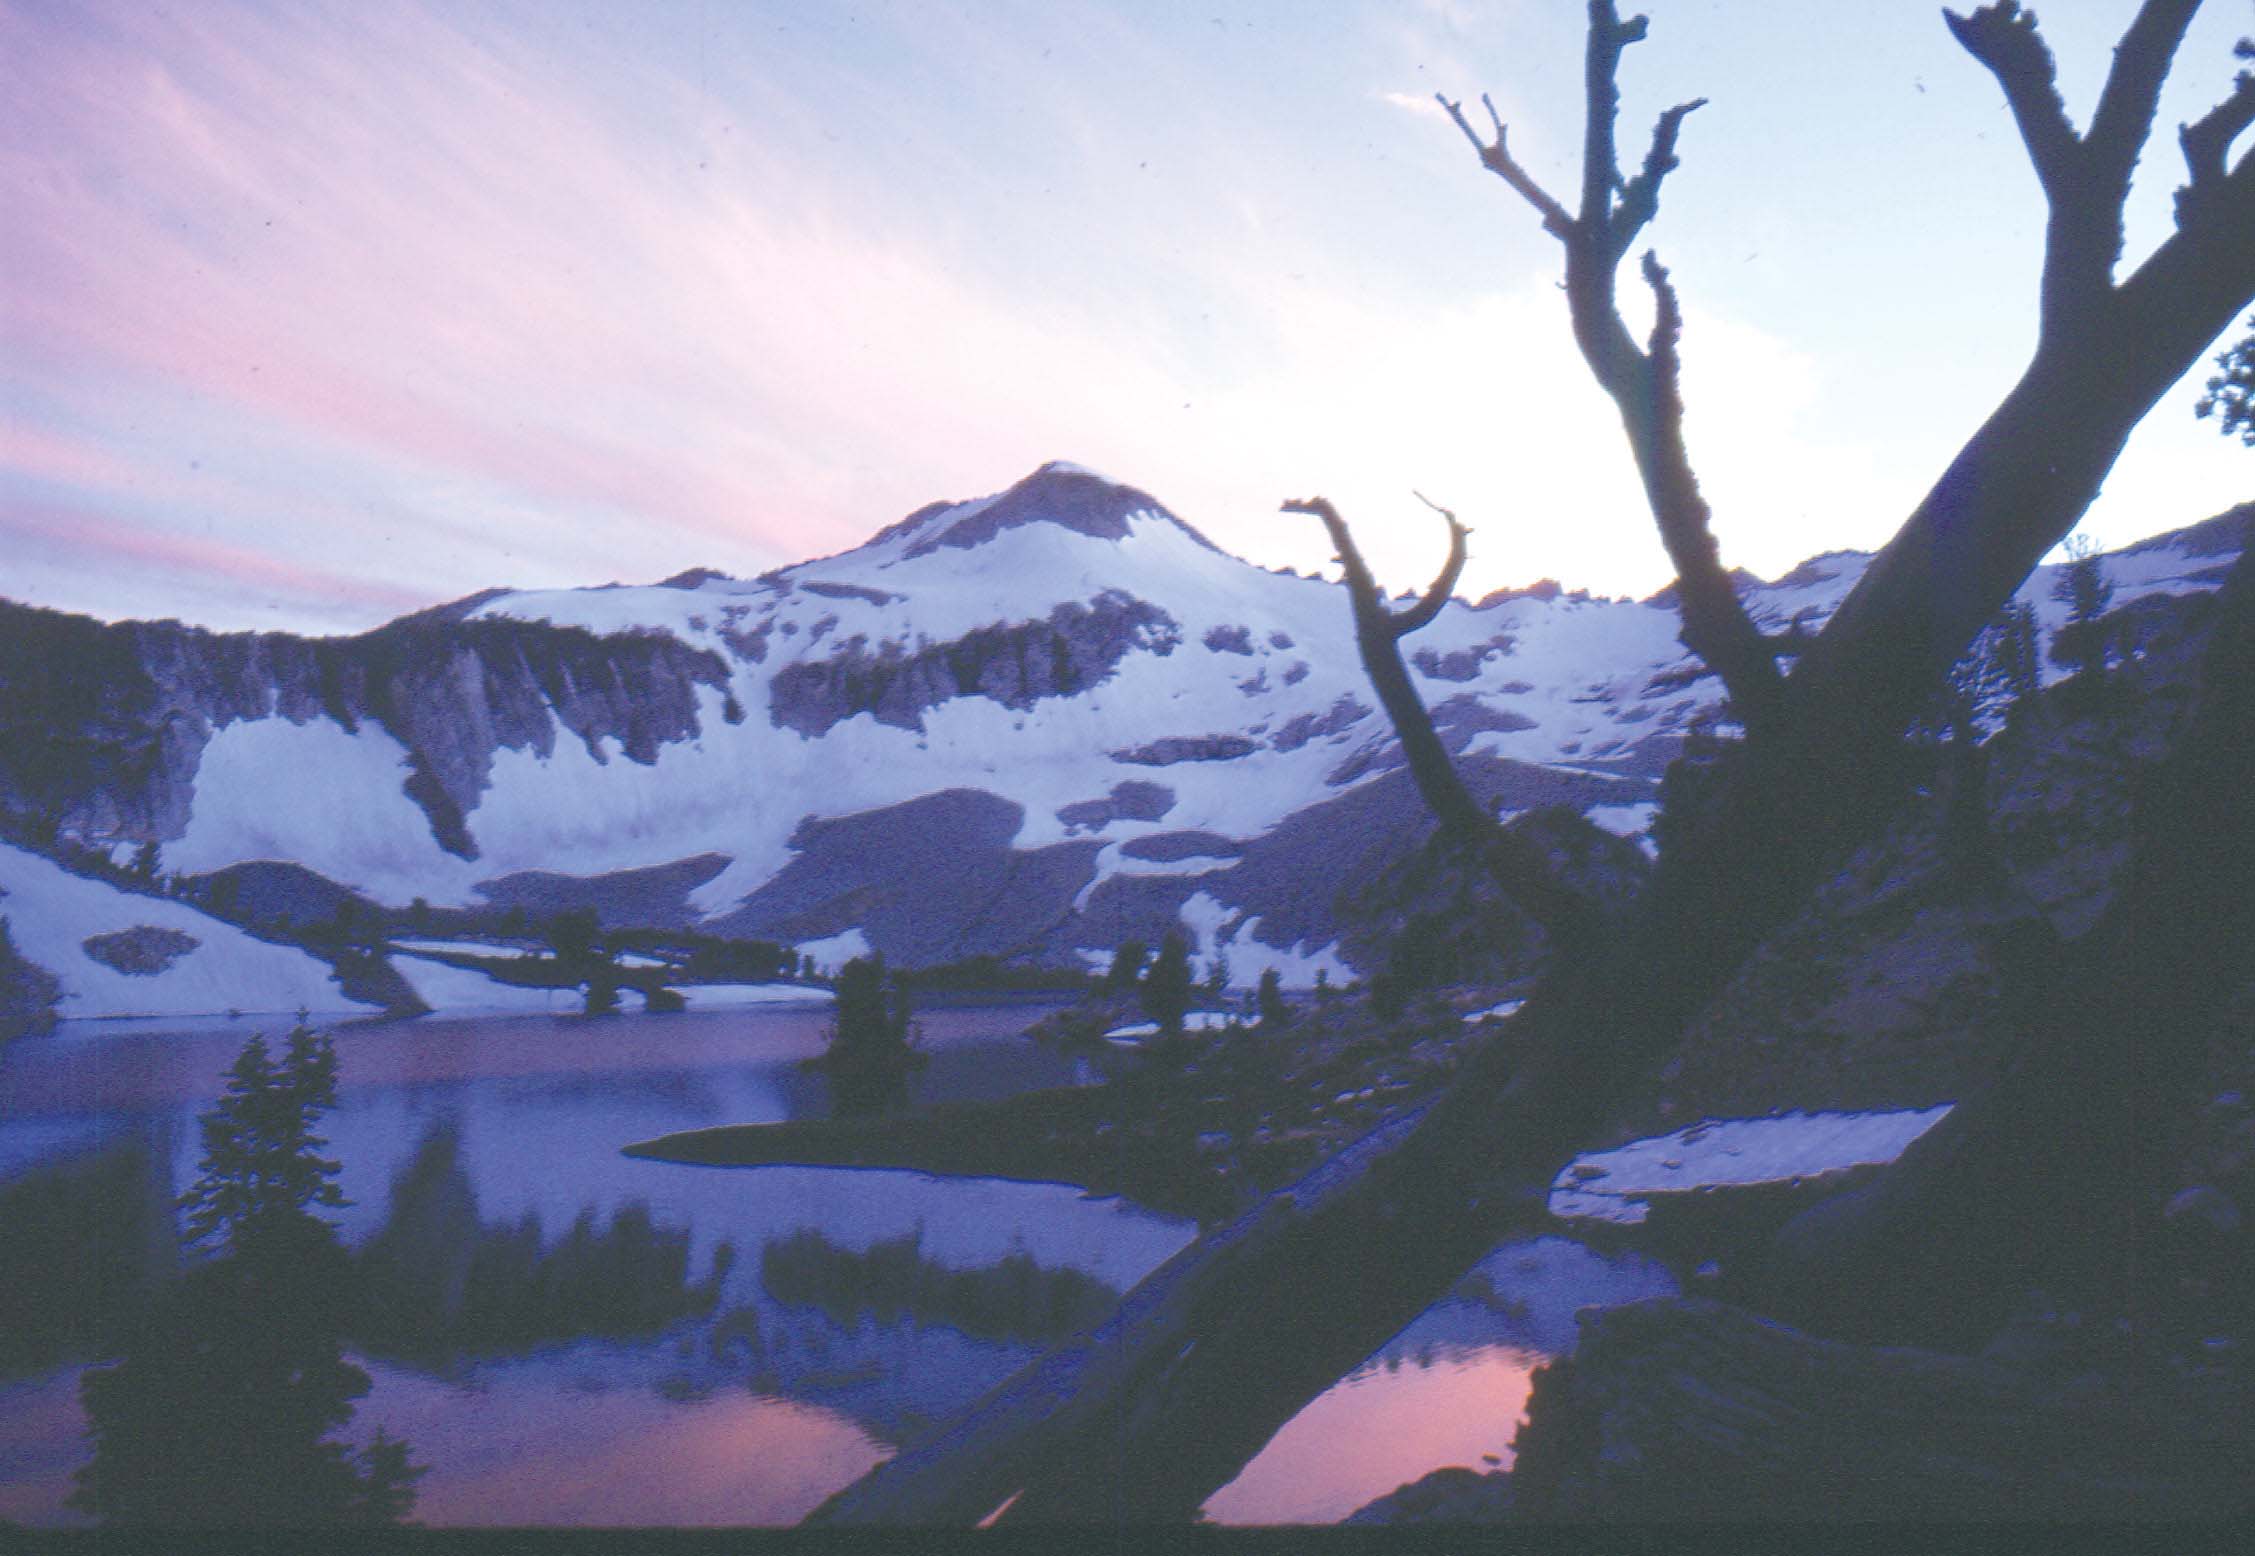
<box><xmin>0</xmin><ymin>841</ymin><xmax>377</xmax><ymax>1020</ymax></box>
<box><xmin>1549</xmin><ymin>1105</ymin><xmax>1957</xmax><ymax>1224</ymax></box>
<box><xmin>72</xmin><ymin>463</ymin><xmax>2246</xmax><ymax>990</ymax></box>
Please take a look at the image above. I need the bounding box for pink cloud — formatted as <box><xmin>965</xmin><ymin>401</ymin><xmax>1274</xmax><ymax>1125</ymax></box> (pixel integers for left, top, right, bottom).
<box><xmin>5</xmin><ymin>499</ymin><xmax>431</xmax><ymax>621</ymax></box>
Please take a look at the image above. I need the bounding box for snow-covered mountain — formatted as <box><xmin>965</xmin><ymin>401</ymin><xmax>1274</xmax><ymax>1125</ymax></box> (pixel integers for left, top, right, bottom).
<box><xmin>1</xmin><ymin>464</ymin><xmax>2243</xmax><ymax>998</ymax></box>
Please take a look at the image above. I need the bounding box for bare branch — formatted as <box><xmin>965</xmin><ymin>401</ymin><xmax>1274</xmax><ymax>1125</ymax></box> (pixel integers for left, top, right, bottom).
<box><xmin>1283</xmin><ymin>496</ymin><xmax>1488</xmax><ymax>841</ymax></box>
<box><xmin>1609</xmin><ymin>98</ymin><xmax>1706</xmax><ymax>260</ymax></box>
<box><xmin>2177</xmin><ymin>68</ymin><xmax>2255</xmax><ymax>226</ymax></box>
<box><xmin>1944</xmin><ymin>2</ymin><xmax>2078</xmax><ymax>199</ymax></box>
<box><xmin>1443</xmin><ymin>1</ymin><xmax>1784</xmax><ymax>734</ymax></box>
<box><xmin>1636</xmin><ymin>248</ymin><xmax>1787</xmax><ymax>733</ymax></box>
<box><xmin>1438</xmin><ymin>93</ymin><xmax>1574</xmax><ymax>239</ymax></box>
<box><xmin>1390</xmin><ymin>494</ymin><xmax>1471</xmax><ymax>638</ymax></box>
<box><xmin>1580</xmin><ymin>1</ymin><xmax>1648</xmax><ymax>230</ymax></box>
<box><xmin>2085</xmin><ymin>0</ymin><xmax>2201</xmax><ymax>195</ymax></box>
<box><xmin>1641</xmin><ymin>248</ymin><xmax>1685</xmax><ymax>381</ymax></box>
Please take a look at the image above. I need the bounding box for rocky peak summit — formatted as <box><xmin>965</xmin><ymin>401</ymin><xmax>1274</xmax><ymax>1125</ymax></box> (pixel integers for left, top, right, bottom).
<box><xmin>849</xmin><ymin>461</ymin><xmax>1222</xmax><ymax>569</ymax></box>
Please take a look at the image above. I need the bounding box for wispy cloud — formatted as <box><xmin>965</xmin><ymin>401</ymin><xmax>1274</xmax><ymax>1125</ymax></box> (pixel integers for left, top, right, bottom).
<box><xmin>1376</xmin><ymin>89</ymin><xmax>1452</xmax><ymax>123</ymax></box>
<box><xmin>2</xmin><ymin>0</ymin><xmax>2246</xmax><ymax>630</ymax></box>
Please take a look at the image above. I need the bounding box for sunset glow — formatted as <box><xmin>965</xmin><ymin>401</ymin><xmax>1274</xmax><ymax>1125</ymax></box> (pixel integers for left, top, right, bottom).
<box><xmin>5</xmin><ymin>1</ymin><xmax>2249</xmax><ymax>632</ymax></box>
<box><xmin>1203</xmin><ymin>1344</ymin><xmax>1537</xmax><ymax>1525</ymax></box>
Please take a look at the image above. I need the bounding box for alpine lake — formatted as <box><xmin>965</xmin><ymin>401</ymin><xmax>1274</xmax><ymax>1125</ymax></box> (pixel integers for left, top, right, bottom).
<box><xmin>0</xmin><ymin>999</ymin><xmax>1672</xmax><ymax>1527</ymax></box>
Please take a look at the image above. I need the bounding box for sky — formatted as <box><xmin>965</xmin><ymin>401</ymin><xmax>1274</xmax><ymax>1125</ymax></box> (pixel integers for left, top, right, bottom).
<box><xmin>3</xmin><ymin>0</ymin><xmax>2250</xmax><ymax>635</ymax></box>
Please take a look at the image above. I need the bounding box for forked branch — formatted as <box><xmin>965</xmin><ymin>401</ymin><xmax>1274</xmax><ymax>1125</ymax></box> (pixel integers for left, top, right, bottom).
<box><xmin>1442</xmin><ymin>94</ymin><xmax>1573</xmax><ymax>238</ymax></box>
<box><xmin>1283</xmin><ymin>495</ymin><xmax>1597</xmax><ymax>943</ymax></box>
<box><xmin>2177</xmin><ymin>58</ymin><xmax>2255</xmax><ymax>224</ymax></box>
<box><xmin>1946</xmin><ymin>0</ymin><xmax>2207</xmax><ymax>324</ymax></box>
<box><xmin>1942</xmin><ymin>0</ymin><xmax>2078</xmax><ymax>197</ymax></box>
<box><xmin>1441</xmin><ymin>1</ymin><xmax>1783</xmax><ymax>735</ymax></box>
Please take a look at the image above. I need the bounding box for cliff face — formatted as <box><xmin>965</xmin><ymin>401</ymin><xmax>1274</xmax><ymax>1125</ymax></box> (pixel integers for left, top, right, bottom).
<box><xmin>2</xmin><ymin>470</ymin><xmax>2236</xmax><ymax>987</ymax></box>
<box><xmin>0</xmin><ymin>600</ymin><xmax>733</xmax><ymax>860</ymax></box>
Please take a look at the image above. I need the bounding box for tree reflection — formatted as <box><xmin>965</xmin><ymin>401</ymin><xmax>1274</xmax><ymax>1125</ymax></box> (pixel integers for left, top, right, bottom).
<box><xmin>354</xmin><ymin>1118</ymin><xmax>734</xmax><ymax>1362</ymax></box>
<box><xmin>71</xmin><ymin>1027</ymin><xmax>422</xmax><ymax>1528</ymax></box>
<box><xmin>815</xmin><ymin>955</ymin><xmax>924</xmax><ymax>1117</ymax></box>
<box><xmin>760</xmin><ymin>1228</ymin><xmax>1118</xmax><ymax>1344</ymax></box>
<box><xmin>0</xmin><ymin>1129</ymin><xmax>175</xmax><ymax>1381</ymax></box>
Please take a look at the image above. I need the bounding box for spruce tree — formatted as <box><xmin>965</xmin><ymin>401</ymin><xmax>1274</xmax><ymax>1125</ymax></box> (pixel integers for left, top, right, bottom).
<box><xmin>1104</xmin><ymin>939</ymin><xmax>1149</xmax><ymax>993</ymax></box>
<box><xmin>2196</xmin><ymin>308</ymin><xmax>2255</xmax><ymax>445</ymax></box>
<box><xmin>1256</xmin><ymin>968</ymin><xmax>1290</xmax><ymax>1029</ymax></box>
<box><xmin>2050</xmin><ymin>533</ymin><xmax>2116</xmax><ymax>679</ymax></box>
<box><xmin>1141</xmin><ymin>931</ymin><xmax>1192</xmax><ymax>1037</ymax></box>
<box><xmin>75</xmin><ymin>1027</ymin><xmax>423</xmax><ymax>1527</ymax></box>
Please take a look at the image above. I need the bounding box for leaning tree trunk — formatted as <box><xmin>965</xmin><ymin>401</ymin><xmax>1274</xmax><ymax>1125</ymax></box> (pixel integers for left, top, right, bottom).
<box><xmin>808</xmin><ymin>3</ymin><xmax>2255</xmax><ymax>1524</ymax></box>
<box><xmin>1753</xmin><ymin>530</ymin><xmax>2255</xmax><ymax>1346</ymax></box>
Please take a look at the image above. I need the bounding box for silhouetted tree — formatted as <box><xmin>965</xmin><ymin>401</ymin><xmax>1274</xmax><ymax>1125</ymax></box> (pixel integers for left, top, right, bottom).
<box><xmin>73</xmin><ymin>1027</ymin><xmax>423</xmax><ymax>1528</ymax></box>
<box><xmin>1104</xmin><ymin>939</ymin><xmax>1149</xmax><ymax>993</ymax></box>
<box><xmin>809</xmin><ymin>3</ymin><xmax>2255</xmax><ymax>1524</ymax></box>
<box><xmin>1256</xmin><ymin>968</ymin><xmax>1290</xmax><ymax>1029</ymax></box>
<box><xmin>0</xmin><ymin>915</ymin><xmax>61</xmax><ymax>1041</ymax></box>
<box><xmin>821</xmin><ymin>955</ymin><xmax>921</xmax><ymax>1114</ymax></box>
<box><xmin>1982</xmin><ymin>600</ymin><xmax>2044</xmax><ymax>719</ymax></box>
<box><xmin>545</xmin><ymin>908</ymin><xmax>600</xmax><ymax>966</ymax></box>
<box><xmin>2051</xmin><ymin>533</ymin><xmax>2119</xmax><ymax>678</ymax></box>
<box><xmin>1140</xmin><ymin>931</ymin><xmax>1193</xmax><ymax>1038</ymax></box>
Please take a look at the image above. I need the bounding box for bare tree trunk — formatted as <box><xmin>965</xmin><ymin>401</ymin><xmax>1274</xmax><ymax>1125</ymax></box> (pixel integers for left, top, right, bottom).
<box><xmin>1442</xmin><ymin>2</ymin><xmax>1788</xmax><ymax>732</ymax></box>
<box><xmin>1284</xmin><ymin>494</ymin><xmax>1609</xmax><ymax>948</ymax></box>
<box><xmin>1756</xmin><ymin>532</ymin><xmax>2255</xmax><ymax>1346</ymax></box>
<box><xmin>805</xmin><ymin>4</ymin><xmax>2255</xmax><ymax>1524</ymax></box>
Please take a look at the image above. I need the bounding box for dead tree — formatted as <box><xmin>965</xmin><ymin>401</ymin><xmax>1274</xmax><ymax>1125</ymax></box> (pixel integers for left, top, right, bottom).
<box><xmin>809</xmin><ymin>2</ymin><xmax>2255</xmax><ymax>1524</ymax></box>
<box><xmin>1283</xmin><ymin>494</ymin><xmax>1603</xmax><ymax>948</ymax></box>
<box><xmin>1440</xmin><ymin>2</ymin><xmax>1785</xmax><ymax>734</ymax></box>
<box><xmin>1756</xmin><ymin>527</ymin><xmax>2255</xmax><ymax>1347</ymax></box>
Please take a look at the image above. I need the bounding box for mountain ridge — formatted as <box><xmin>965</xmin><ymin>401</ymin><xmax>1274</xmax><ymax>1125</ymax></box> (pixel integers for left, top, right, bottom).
<box><xmin>1</xmin><ymin>470</ymin><xmax>2243</xmax><ymax>1018</ymax></box>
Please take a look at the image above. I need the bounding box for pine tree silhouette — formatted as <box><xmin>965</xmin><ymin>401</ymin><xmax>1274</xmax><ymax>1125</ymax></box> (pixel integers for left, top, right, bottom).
<box><xmin>73</xmin><ymin>1026</ymin><xmax>424</xmax><ymax>1528</ymax></box>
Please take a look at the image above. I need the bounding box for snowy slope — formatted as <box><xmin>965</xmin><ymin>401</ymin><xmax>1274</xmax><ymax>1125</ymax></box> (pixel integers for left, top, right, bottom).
<box><xmin>0</xmin><ymin>841</ymin><xmax>377</xmax><ymax>1020</ymax></box>
<box><xmin>63</xmin><ymin>465</ymin><xmax>2248</xmax><ymax>988</ymax></box>
<box><xmin>1550</xmin><ymin>1106</ymin><xmax>1956</xmax><ymax>1224</ymax></box>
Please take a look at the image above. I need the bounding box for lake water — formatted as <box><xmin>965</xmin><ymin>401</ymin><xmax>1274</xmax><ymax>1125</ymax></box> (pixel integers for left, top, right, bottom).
<box><xmin>0</xmin><ymin>1003</ymin><xmax>1674</xmax><ymax>1527</ymax></box>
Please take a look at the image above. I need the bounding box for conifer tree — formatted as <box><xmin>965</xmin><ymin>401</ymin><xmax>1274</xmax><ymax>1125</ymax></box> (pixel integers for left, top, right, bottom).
<box><xmin>2050</xmin><ymin>533</ymin><xmax>2117</xmax><ymax>678</ymax></box>
<box><xmin>75</xmin><ymin>1027</ymin><xmax>423</xmax><ymax>1527</ymax></box>
<box><xmin>1982</xmin><ymin>601</ymin><xmax>2043</xmax><ymax>717</ymax></box>
<box><xmin>1104</xmin><ymin>939</ymin><xmax>1149</xmax><ymax>993</ymax></box>
<box><xmin>1256</xmin><ymin>968</ymin><xmax>1290</xmax><ymax>1029</ymax></box>
<box><xmin>1140</xmin><ymin>931</ymin><xmax>1192</xmax><ymax>1038</ymax></box>
<box><xmin>2196</xmin><ymin>307</ymin><xmax>2255</xmax><ymax>444</ymax></box>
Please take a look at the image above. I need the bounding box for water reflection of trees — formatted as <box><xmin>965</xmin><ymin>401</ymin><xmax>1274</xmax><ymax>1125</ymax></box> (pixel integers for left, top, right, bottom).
<box><xmin>0</xmin><ymin>1128</ymin><xmax>176</xmax><ymax>1380</ymax></box>
<box><xmin>760</xmin><ymin>1228</ymin><xmax>1118</xmax><ymax>1344</ymax></box>
<box><xmin>353</xmin><ymin>1119</ymin><xmax>734</xmax><ymax>1362</ymax></box>
<box><xmin>72</xmin><ymin>1029</ymin><xmax>421</xmax><ymax>1529</ymax></box>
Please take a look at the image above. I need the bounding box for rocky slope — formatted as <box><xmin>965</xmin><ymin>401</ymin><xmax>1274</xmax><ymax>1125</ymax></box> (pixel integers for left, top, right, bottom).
<box><xmin>1</xmin><ymin>464</ymin><xmax>2241</xmax><ymax>993</ymax></box>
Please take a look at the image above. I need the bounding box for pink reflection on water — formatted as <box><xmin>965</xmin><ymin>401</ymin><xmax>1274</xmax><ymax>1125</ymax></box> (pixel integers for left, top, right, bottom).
<box><xmin>0</xmin><ymin>1359</ymin><xmax>891</xmax><ymax>1528</ymax></box>
<box><xmin>355</xmin><ymin>1358</ymin><xmax>888</xmax><ymax>1526</ymax></box>
<box><xmin>0</xmin><ymin>1371</ymin><xmax>90</xmax><ymax>1527</ymax></box>
<box><xmin>1201</xmin><ymin>1344</ymin><xmax>1537</xmax><ymax>1526</ymax></box>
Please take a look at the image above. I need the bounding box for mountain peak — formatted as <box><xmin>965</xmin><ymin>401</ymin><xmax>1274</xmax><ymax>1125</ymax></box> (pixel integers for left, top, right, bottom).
<box><xmin>854</xmin><ymin>462</ymin><xmax>1222</xmax><ymax>566</ymax></box>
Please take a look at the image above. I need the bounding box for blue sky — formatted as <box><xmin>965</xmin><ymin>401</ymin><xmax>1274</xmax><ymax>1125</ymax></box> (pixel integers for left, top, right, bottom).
<box><xmin>3</xmin><ymin>0</ymin><xmax>2249</xmax><ymax>632</ymax></box>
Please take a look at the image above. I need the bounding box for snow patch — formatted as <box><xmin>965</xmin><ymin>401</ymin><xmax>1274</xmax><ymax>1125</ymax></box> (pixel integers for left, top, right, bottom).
<box><xmin>1103</xmin><ymin>1011</ymin><xmax>1237</xmax><ymax>1042</ymax></box>
<box><xmin>794</xmin><ymin>927</ymin><xmax>873</xmax><ymax>971</ymax></box>
<box><xmin>1550</xmin><ymin>1105</ymin><xmax>1955</xmax><ymax>1224</ymax></box>
<box><xmin>1583</xmin><ymin>801</ymin><xmax>1656</xmax><ymax>840</ymax></box>
<box><xmin>390</xmin><ymin>955</ymin><xmax>585</xmax><ymax>1015</ymax></box>
<box><xmin>676</xmin><ymin>982</ymin><xmax>834</xmax><ymax>1009</ymax></box>
<box><xmin>0</xmin><ymin>842</ymin><xmax>375</xmax><ymax>1020</ymax></box>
